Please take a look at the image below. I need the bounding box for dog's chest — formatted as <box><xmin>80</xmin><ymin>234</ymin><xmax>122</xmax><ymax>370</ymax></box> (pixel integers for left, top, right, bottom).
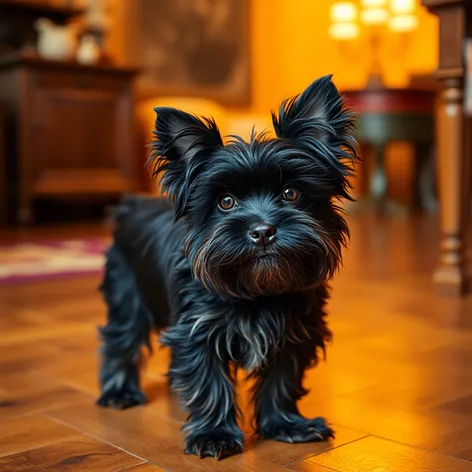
<box><xmin>223</xmin><ymin>305</ymin><xmax>287</xmax><ymax>371</ymax></box>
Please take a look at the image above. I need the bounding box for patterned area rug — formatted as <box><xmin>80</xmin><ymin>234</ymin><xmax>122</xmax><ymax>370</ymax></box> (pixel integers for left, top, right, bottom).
<box><xmin>0</xmin><ymin>239</ymin><xmax>110</xmax><ymax>284</ymax></box>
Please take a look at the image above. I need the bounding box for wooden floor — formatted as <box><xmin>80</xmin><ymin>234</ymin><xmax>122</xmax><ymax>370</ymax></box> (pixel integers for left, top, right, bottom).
<box><xmin>1</xmin><ymin>213</ymin><xmax>472</xmax><ymax>472</ymax></box>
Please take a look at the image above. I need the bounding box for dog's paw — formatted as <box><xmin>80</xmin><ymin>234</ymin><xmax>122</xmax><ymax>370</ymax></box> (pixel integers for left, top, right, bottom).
<box><xmin>97</xmin><ymin>388</ymin><xmax>146</xmax><ymax>410</ymax></box>
<box><xmin>259</xmin><ymin>415</ymin><xmax>334</xmax><ymax>444</ymax></box>
<box><xmin>185</xmin><ymin>430</ymin><xmax>244</xmax><ymax>460</ymax></box>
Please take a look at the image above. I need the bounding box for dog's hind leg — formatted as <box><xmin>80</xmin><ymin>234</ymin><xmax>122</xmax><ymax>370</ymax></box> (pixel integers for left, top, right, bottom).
<box><xmin>97</xmin><ymin>243</ymin><xmax>152</xmax><ymax>409</ymax></box>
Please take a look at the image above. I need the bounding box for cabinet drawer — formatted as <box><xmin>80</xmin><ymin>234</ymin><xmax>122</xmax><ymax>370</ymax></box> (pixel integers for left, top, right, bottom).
<box><xmin>31</xmin><ymin>86</ymin><xmax>128</xmax><ymax>172</ymax></box>
<box><xmin>32</xmin><ymin>71</ymin><xmax>129</xmax><ymax>93</ymax></box>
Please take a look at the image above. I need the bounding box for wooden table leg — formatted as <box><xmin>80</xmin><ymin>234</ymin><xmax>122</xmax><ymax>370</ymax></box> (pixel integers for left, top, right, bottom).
<box><xmin>369</xmin><ymin>143</ymin><xmax>388</xmax><ymax>208</ymax></box>
<box><xmin>412</xmin><ymin>142</ymin><xmax>437</xmax><ymax>213</ymax></box>
<box><xmin>434</xmin><ymin>77</ymin><xmax>471</xmax><ymax>296</ymax></box>
<box><xmin>350</xmin><ymin>142</ymin><xmax>408</xmax><ymax>216</ymax></box>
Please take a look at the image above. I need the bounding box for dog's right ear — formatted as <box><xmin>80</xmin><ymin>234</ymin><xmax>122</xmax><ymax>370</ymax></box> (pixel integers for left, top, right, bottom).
<box><xmin>150</xmin><ymin>107</ymin><xmax>223</xmax><ymax>219</ymax></box>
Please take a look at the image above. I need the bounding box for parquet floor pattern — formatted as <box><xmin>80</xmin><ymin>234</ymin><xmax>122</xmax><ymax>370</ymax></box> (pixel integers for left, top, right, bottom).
<box><xmin>1</xmin><ymin>214</ymin><xmax>472</xmax><ymax>471</ymax></box>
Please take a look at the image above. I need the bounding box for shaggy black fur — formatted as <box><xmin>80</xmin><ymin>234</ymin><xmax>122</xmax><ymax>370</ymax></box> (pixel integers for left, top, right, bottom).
<box><xmin>97</xmin><ymin>75</ymin><xmax>358</xmax><ymax>460</ymax></box>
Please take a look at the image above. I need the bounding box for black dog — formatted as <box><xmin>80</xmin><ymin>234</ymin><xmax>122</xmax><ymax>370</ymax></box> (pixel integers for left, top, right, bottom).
<box><xmin>97</xmin><ymin>75</ymin><xmax>358</xmax><ymax>460</ymax></box>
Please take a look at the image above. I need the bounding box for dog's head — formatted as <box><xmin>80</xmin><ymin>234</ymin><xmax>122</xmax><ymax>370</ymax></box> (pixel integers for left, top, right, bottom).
<box><xmin>150</xmin><ymin>75</ymin><xmax>358</xmax><ymax>299</ymax></box>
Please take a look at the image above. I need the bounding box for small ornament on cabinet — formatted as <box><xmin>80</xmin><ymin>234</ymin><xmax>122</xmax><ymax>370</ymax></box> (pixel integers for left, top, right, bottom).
<box><xmin>34</xmin><ymin>18</ymin><xmax>77</xmax><ymax>61</ymax></box>
<box><xmin>76</xmin><ymin>34</ymin><xmax>101</xmax><ymax>64</ymax></box>
<box><xmin>79</xmin><ymin>0</ymin><xmax>114</xmax><ymax>64</ymax></box>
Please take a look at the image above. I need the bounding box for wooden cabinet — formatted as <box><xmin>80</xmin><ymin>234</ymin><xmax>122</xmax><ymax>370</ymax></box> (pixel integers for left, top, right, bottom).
<box><xmin>0</xmin><ymin>52</ymin><xmax>139</xmax><ymax>224</ymax></box>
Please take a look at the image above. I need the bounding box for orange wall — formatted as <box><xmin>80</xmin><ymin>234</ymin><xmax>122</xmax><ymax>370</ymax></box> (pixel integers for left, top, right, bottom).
<box><xmin>107</xmin><ymin>0</ymin><xmax>438</xmax><ymax>113</ymax></box>
<box><xmin>106</xmin><ymin>1</ymin><xmax>437</xmax><ymax>195</ymax></box>
<box><xmin>250</xmin><ymin>0</ymin><xmax>438</xmax><ymax>113</ymax></box>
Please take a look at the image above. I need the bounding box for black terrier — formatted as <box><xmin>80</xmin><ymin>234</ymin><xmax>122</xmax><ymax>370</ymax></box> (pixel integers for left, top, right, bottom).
<box><xmin>97</xmin><ymin>75</ymin><xmax>358</xmax><ymax>460</ymax></box>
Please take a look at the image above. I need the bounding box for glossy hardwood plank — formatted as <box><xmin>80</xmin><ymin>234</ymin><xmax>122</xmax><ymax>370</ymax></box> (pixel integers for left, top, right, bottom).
<box><xmin>0</xmin><ymin>435</ymin><xmax>144</xmax><ymax>472</ymax></box>
<box><xmin>121</xmin><ymin>464</ymin><xmax>167</xmax><ymax>472</ymax></box>
<box><xmin>416</xmin><ymin>393</ymin><xmax>472</xmax><ymax>461</ymax></box>
<box><xmin>286</xmin><ymin>465</ymin><xmax>334</xmax><ymax>472</ymax></box>
<box><xmin>329</xmin><ymin>366</ymin><xmax>472</xmax><ymax>413</ymax></box>
<box><xmin>0</xmin><ymin>344</ymin><xmax>56</xmax><ymax>378</ymax></box>
<box><xmin>0</xmin><ymin>370</ymin><xmax>94</xmax><ymax>420</ymax></box>
<box><xmin>48</xmin><ymin>403</ymin><xmax>365</xmax><ymax>472</ymax></box>
<box><xmin>240</xmin><ymin>426</ymin><xmax>367</xmax><ymax>469</ymax></box>
<box><xmin>299</xmin><ymin>395</ymin><xmax>472</xmax><ymax>457</ymax></box>
<box><xmin>430</xmin><ymin>393</ymin><xmax>472</xmax><ymax>417</ymax></box>
<box><xmin>413</xmin><ymin>427</ymin><xmax>472</xmax><ymax>463</ymax></box>
<box><xmin>48</xmin><ymin>404</ymin><xmax>236</xmax><ymax>472</ymax></box>
<box><xmin>288</xmin><ymin>436</ymin><xmax>472</xmax><ymax>472</ymax></box>
<box><xmin>0</xmin><ymin>276</ymin><xmax>103</xmax><ymax>311</ymax></box>
<box><xmin>0</xmin><ymin>315</ymin><xmax>95</xmax><ymax>348</ymax></box>
<box><xmin>0</xmin><ymin>414</ymin><xmax>80</xmax><ymax>458</ymax></box>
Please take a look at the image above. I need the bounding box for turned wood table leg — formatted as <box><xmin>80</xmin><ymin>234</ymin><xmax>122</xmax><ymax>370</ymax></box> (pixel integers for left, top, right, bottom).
<box><xmin>434</xmin><ymin>77</ymin><xmax>471</xmax><ymax>296</ymax></box>
<box><xmin>412</xmin><ymin>142</ymin><xmax>437</xmax><ymax>213</ymax></box>
<box><xmin>369</xmin><ymin>144</ymin><xmax>388</xmax><ymax>204</ymax></box>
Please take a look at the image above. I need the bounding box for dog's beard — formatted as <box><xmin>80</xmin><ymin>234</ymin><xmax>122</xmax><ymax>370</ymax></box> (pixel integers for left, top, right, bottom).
<box><xmin>237</xmin><ymin>255</ymin><xmax>303</xmax><ymax>298</ymax></box>
<box><xmin>186</xmin><ymin>220</ymin><xmax>342</xmax><ymax>300</ymax></box>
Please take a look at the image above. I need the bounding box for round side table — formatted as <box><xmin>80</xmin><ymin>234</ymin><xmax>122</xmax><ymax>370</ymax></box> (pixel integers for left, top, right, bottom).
<box><xmin>343</xmin><ymin>88</ymin><xmax>437</xmax><ymax>213</ymax></box>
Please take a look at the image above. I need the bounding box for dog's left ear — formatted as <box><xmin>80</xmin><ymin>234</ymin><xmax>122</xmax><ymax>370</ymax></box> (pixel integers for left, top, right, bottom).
<box><xmin>150</xmin><ymin>107</ymin><xmax>223</xmax><ymax>218</ymax></box>
<box><xmin>272</xmin><ymin>75</ymin><xmax>358</xmax><ymax>199</ymax></box>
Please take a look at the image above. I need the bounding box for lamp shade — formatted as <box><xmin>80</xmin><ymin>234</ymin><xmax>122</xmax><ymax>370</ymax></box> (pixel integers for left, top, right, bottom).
<box><xmin>329</xmin><ymin>23</ymin><xmax>360</xmax><ymax>40</ymax></box>
<box><xmin>388</xmin><ymin>13</ymin><xmax>418</xmax><ymax>31</ymax></box>
<box><xmin>360</xmin><ymin>7</ymin><xmax>389</xmax><ymax>25</ymax></box>
<box><xmin>390</xmin><ymin>0</ymin><xmax>415</xmax><ymax>14</ymax></box>
<box><xmin>330</xmin><ymin>2</ymin><xmax>358</xmax><ymax>23</ymax></box>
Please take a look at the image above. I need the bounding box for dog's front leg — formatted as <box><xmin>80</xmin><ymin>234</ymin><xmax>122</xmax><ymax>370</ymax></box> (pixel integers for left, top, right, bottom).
<box><xmin>253</xmin><ymin>340</ymin><xmax>334</xmax><ymax>444</ymax></box>
<box><xmin>163</xmin><ymin>324</ymin><xmax>243</xmax><ymax>460</ymax></box>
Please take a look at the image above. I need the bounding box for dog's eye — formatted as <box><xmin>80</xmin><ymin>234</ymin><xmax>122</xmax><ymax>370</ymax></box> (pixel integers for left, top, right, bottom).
<box><xmin>218</xmin><ymin>195</ymin><xmax>236</xmax><ymax>211</ymax></box>
<box><xmin>282</xmin><ymin>187</ymin><xmax>301</xmax><ymax>202</ymax></box>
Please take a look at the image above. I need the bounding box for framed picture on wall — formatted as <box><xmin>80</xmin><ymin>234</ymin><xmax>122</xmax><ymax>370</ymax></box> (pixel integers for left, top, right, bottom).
<box><xmin>124</xmin><ymin>0</ymin><xmax>251</xmax><ymax>107</ymax></box>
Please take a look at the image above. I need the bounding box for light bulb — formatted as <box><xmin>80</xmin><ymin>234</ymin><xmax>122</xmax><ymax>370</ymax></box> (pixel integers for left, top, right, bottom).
<box><xmin>329</xmin><ymin>23</ymin><xmax>360</xmax><ymax>40</ymax></box>
<box><xmin>360</xmin><ymin>7</ymin><xmax>389</xmax><ymax>25</ymax></box>
<box><xmin>390</xmin><ymin>0</ymin><xmax>415</xmax><ymax>14</ymax></box>
<box><xmin>389</xmin><ymin>14</ymin><xmax>418</xmax><ymax>31</ymax></box>
<box><xmin>330</xmin><ymin>2</ymin><xmax>358</xmax><ymax>23</ymax></box>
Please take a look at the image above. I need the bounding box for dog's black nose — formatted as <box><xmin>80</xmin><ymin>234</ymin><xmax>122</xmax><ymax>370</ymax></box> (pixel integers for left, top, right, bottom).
<box><xmin>249</xmin><ymin>224</ymin><xmax>277</xmax><ymax>246</ymax></box>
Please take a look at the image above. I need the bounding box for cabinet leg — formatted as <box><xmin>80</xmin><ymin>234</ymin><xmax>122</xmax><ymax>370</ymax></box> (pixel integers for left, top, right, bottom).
<box><xmin>369</xmin><ymin>144</ymin><xmax>388</xmax><ymax>209</ymax></box>
<box><xmin>413</xmin><ymin>142</ymin><xmax>437</xmax><ymax>213</ymax></box>
<box><xmin>434</xmin><ymin>77</ymin><xmax>471</xmax><ymax>296</ymax></box>
<box><xmin>18</xmin><ymin>202</ymin><xmax>32</xmax><ymax>225</ymax></box>
<box><xmin>351</xmin><ymin>143</ymin><xmax>404</xmax><ymax>215</ymax></box>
